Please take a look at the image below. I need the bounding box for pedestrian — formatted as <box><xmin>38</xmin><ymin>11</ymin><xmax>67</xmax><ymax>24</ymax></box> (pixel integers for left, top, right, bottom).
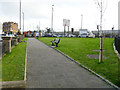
<box><xmin>36</xmin><ymin>32</ymin><xmax>39</xmax><ymax>39</ymax></box>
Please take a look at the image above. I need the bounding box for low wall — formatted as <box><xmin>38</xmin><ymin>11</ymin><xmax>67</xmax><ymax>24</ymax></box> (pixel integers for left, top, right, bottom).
<box><xmin>2</xmin><ymin>35</ymin><xmax>24</xmax><ymax>56</ymax></box>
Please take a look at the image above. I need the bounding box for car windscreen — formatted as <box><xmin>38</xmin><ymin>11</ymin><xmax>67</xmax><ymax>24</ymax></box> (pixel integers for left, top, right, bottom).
<box><xmin>81</xmin><ymin>33</ymin><xmax>87</xmax><ymax>35</ymax></box>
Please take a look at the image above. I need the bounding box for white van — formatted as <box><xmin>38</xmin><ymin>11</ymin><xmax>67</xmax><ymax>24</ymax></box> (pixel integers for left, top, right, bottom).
<box><xmin>78</xmin><ymin>29</ymin><xmax>88</xmax><ymax>38</ymax></box>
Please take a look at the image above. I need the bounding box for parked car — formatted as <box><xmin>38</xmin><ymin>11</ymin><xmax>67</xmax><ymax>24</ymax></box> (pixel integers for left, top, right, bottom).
<box><xmin>57</xmin><ymin>35</ymin><xmax>62</xmax><ymax>37</ymax></box>
<box><xmin>53</xmin><ymin>34</ymin><xmax>57</xmax><ymax>37</ymax></box>
<box><xmin>78</xmin><ymin>33</ymin><xmax>88</xmax><ymax>38</ymax></box>
<box><xmin>68</xmin><ymin>34</ymin><xmax>76</xmax><ymax>37</ymax></box>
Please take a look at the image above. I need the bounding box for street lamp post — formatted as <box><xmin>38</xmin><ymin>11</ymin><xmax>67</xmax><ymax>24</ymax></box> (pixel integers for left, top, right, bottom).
<box><xmin>19</xmin><ymin>0</ymin><xmax>21</xmax><ymax>32</ymax></box>
<box><xmin>81</xmin><ymin>14</ymin><xmax>83</xmax><ymax>29</ymax></box>
<box><xmin>51</xmin><ymin>4</ymin><xmax>54</xmax><ymax>36</ymax></box>
<box><xmin>22</xmin><ymin>12</ymin><xmax>24</xmax><ymax>34</ymax></box>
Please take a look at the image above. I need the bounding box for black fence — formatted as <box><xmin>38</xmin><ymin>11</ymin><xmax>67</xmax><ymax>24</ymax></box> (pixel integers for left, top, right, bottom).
<box><xmin>115</xmin><ymin>37</ymin><xmax>120</xmax><ymax>54</ymax></box>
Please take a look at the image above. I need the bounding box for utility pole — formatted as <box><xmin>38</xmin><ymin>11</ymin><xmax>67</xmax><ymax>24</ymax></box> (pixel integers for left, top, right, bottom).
<box><xmin>19</xmin><ymin>0</ymin><xmax>21</xmax><ymax>32</ymax></box>
<box><xmin>51</xmin><ymin>4</ymin><xmax>54</xmax><ymax>36</ymax></box>
<box><xmin>22</xmin><ymin>12</ymin><xmax>24</xmax><ymax>33</ymax></box>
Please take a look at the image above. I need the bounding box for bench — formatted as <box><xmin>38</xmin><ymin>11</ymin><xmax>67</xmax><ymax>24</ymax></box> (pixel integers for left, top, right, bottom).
<box><xmin>51</xmin><ymin>38</ymin><xmax>60</xmax><ymax>47</ymax></box>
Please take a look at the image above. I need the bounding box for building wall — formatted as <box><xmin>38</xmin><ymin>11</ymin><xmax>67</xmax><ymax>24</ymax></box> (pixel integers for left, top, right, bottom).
<box><xmin>3</xmin><ymin>22</ymin><xmax>18</xmax><ymax>34</ymax></box>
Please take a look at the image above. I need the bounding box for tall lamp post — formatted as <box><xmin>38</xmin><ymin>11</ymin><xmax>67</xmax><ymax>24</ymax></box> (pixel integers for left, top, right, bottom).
<box><xmin>19</xmin><ymin>0</ymin><xmax>21</xmax><ymax>32</ymax></box>
<box><xmin>51</xmin><ymin>4</ymin><xmax>54</xmax><ymax>36</ymax></box>
<box><xmin>81</xmin><ymin>14</ymin><xmax>83</xmax><ymax>29</ymax></box>
<box><xmin>22</xmin><ymin>12</ymin><xmax>24</xmax><ymax>34</ymax></box>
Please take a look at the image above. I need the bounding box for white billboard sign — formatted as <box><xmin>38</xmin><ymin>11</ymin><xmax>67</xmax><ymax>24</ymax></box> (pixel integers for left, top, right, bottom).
<box><xmin>63</xmin><ymin>19</ymin><xmax>67</xmax><ymax>26</ymax></box>
<box><xmin>63</xmin><ymin>19</ymin><xmax>70</xmax><ymax>27</ymax></box>
<box><xmin>67</xmin><ymin>19</ymin><xmax>70</xmax><ymax>27</ymax></box>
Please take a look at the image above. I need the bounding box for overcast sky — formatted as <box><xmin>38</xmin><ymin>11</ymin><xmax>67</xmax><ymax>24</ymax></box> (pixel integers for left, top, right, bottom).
<box><xmin>0</xmin><ymin>0</ymin><xmax>119</xmax><ymax>32</ymax></box>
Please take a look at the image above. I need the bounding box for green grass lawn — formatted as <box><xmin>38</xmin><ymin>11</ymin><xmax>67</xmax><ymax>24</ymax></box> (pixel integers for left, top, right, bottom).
<box><xmin>2</xmin><ymin>38</ymin><xmax>27</xmax><ymax>81</ymax></box>
<box><xmin>38</xmin><ymin>37</ymin><xmax>119</xmax><ymax>86</ymax></box>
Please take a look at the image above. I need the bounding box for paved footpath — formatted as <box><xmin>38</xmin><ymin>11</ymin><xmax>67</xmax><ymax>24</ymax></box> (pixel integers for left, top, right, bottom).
<box><xmin>26</xmin><ymin>38</ymin><xmax>113</xmax><ymax>88</ymax></box>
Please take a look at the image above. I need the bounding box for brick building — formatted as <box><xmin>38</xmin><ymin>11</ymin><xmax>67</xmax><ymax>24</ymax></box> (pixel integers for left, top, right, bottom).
<box><xmin>3</xmin><ymin>22</ymin><xmax>18</xmax><ymax>34</ymax></box>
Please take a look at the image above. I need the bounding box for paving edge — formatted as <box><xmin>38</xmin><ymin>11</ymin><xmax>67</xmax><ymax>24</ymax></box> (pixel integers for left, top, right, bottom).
<box><xmin>0</xmin><ymin>39</ymin><xmax>28</xmax><ymax>88</ymax></box>
<box><xmin>37</xmin><ymin>39</ymin><xmax>120</xmax><ymax>89</ymax></box>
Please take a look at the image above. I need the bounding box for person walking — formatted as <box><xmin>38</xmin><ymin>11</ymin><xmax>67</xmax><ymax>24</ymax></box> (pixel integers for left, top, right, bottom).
<box><xmin>36</xmin><ymin>32</ymin><xmax>39</xmax><ymax>39</ymax></box>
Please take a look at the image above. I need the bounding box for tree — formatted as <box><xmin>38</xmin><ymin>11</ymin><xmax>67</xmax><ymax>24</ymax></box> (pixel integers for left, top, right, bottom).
<box><xmin>94</xmin><ymin>0</ymin><xmax>108</xmax><ymax>63</ymax></box>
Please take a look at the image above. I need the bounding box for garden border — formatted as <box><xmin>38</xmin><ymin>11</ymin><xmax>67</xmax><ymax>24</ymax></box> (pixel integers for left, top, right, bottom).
<box><xmin>1</xmin><ymin>40</ymin><xmax>28</xmax><ymax>88</ymax></box>
<box><xmin>37</xmin><ymin>39</ymin><xmax>120</xmax><ymax>89</ymax></box>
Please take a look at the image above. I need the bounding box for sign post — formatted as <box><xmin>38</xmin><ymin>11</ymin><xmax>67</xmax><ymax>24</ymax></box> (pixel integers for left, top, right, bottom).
<box><xmin>67</xmin><ymin>19</ymin><xmax>70</xmax><ymax>37</ymax></box>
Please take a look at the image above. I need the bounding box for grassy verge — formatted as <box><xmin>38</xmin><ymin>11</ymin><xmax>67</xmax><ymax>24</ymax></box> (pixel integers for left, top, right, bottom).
<box><xmin>2</xmin><ymin>38</ymin><xmax>27</xmax><ymax>81</ymax></box>
<box><xmin>38</xmin><ymin>37</ymin><xmax>119</xmax><ymax>86</ymax></box>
